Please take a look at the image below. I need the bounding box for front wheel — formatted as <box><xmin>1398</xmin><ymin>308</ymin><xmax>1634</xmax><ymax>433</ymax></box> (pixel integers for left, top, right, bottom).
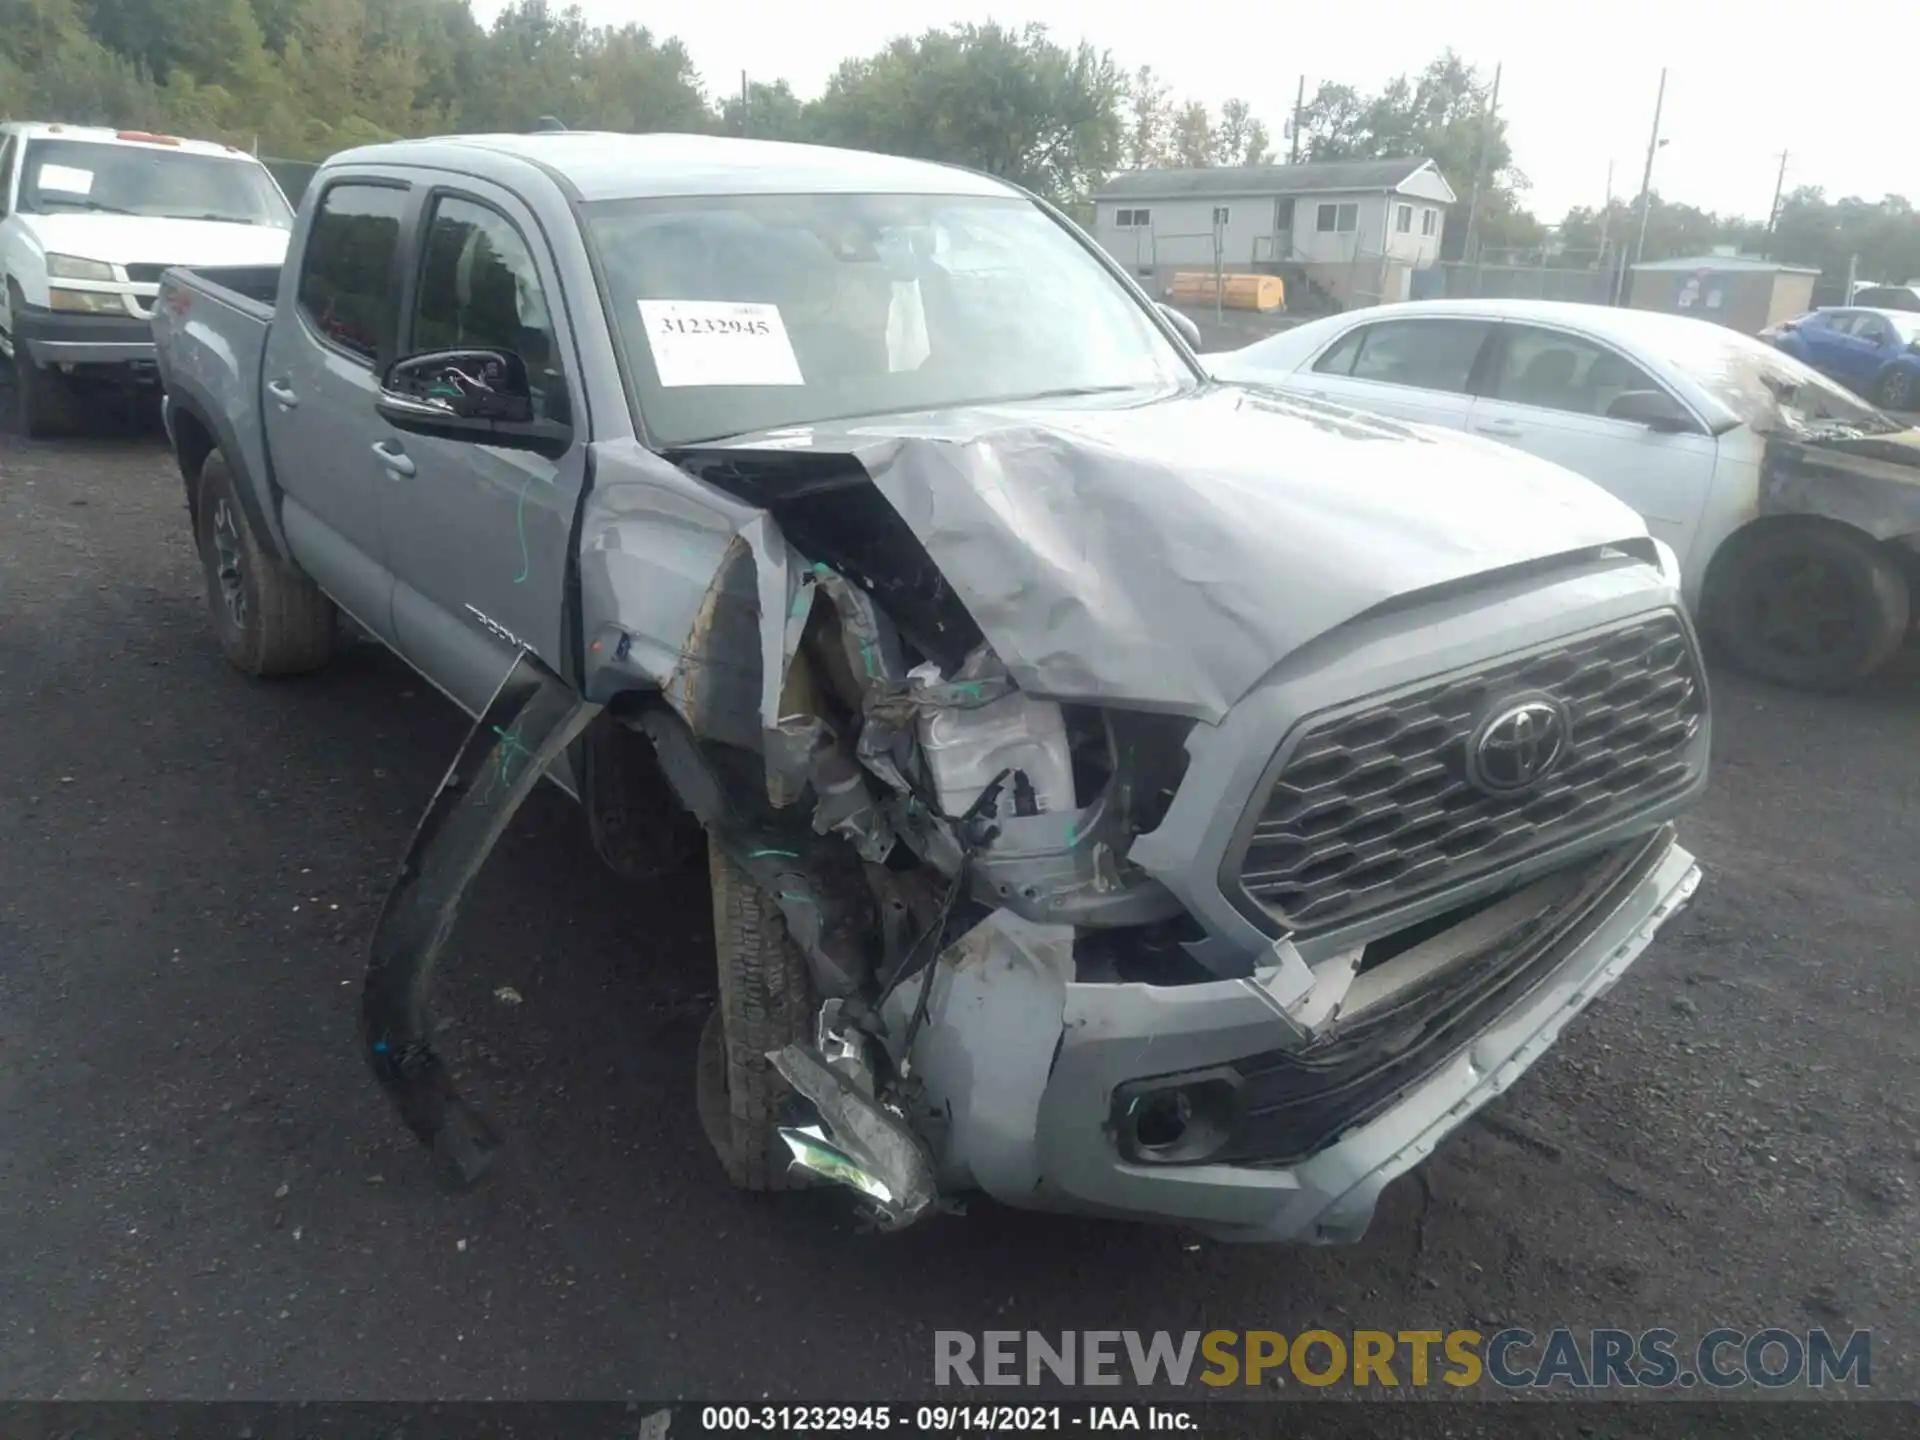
<box><xmin>695</xmin><ymin>837</ymin><xmax>815</xmax><ymax>1191</ymax></box>
<box><xmin>1876</xmin><ymin>366</ymin><xmax>1916</xmax><ymax>413</ymax></box>
<box><xmin>1706</xmin><ymin>523</ymin><xmax>1910</xmax><ymax>690</ymax></box>
<box><xmin>11</xmin><ymin>353</ymin><xmax>85</xmax><ymax>439</ymax></box>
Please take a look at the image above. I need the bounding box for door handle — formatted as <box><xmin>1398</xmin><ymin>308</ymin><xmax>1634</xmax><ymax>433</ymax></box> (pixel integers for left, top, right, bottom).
<box><xmin>1474</xmin><ymin>420</ymin><xmax>1522</xmax><ymax>437</ymax></box>
<box><xmin>371</xmin><ymin>439</ymin><xmax>415</xmax><ymax>477</ymax></box>
<box><xmin>266</xmin><ymin>379</ymin><xmax>298</xmax><ymax>409</ymax></box>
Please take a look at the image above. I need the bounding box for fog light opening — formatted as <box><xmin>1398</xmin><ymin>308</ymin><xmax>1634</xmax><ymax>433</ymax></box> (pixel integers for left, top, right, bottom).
<box><xmin>1132</xmin><ymin>1090</ymin><xmax>1193</xmax><ymax>1152</ymax></box>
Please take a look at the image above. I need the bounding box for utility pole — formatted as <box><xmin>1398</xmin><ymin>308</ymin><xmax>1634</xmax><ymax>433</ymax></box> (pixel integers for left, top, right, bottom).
<box><xmin>1595</xmin><ymin>158</ymin><xmax>1615</xmax><ymax>271</ymax></box>
<box><xmin>1628</xmin><ymin>69</ymin><xmax>1666</xmax><ymax>272</ymax></box>
<box><xmin>1765</xmin><ymin>149</ymin><xmax>1789</xmax><ymax>255</ymax></box>
<box><xmin>740</xmin><ymin>70</ymin><xmax>749</xmax><ymax>136</ymax></box>
<box><xmin>1461</xmin><ymin>61</ymin><xmax>1502</xmax><ymax>266</ymax></box>
<box><xmin>1288</xmin><ymin>74</ymin><xmax>1306</xmax><ymax>164</ymax></box>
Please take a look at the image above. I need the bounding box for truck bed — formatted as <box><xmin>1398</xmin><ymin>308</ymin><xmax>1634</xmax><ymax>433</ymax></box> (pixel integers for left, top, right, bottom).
<box><xmin>152</xmin><ymin>264</ymin><xmax>282</xmax><ymax>550</ymax></box>
<box><xmin>165</xmin><ymin>263</ymin><xmax>283</xmax><ymax>318</ymax></box>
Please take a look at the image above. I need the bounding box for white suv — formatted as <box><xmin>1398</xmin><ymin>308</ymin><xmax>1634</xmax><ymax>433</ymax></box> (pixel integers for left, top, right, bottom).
<box><xmin>0</xmin><ymin>122</ymin><xmax>294</xmax><ymax>436</ymax></box>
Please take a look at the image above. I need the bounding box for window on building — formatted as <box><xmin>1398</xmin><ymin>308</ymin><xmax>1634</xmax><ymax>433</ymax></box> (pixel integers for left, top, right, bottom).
<box><xmin>1312</xmin><ymin>317</ymin><xmax>1495</xmax><ymax>393</ymax></box>
<box><xmin>1274</xmin><ymin>197</ymin><xmax>1295</xmax><ymax>230</ymax></box>
<box><xmin>296</xmin><ymin>182</ymin><xmax>407</xmax><ymax>363</ymax></box>
<box><xmin>1115</xmin><ymin>207</ymin><xmax>1152</xmax><ymax>229</ymax></box>
<box><xmin>1212</xmin><ymin>206</ymin><xmax>1231</xmax><ymax>227</ymax></box>
<box><xmin>1396</xmin><ymin>204</ymin><xmax>1413</xmax><ymax>234</ymax></box>
<box><xmin>1314</xmin><ymin>202</ymin><xmax>1359</xmax><ymax>234</ymax></box>
<box><xmin>1421</xmin><ymin>207</ymin><xmax>1438</xmax><ymax>237</ymax></box>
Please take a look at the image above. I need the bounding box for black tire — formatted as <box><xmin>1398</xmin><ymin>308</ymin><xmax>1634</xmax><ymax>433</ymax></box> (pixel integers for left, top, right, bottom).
<box><xmin>1876</xmin><ymin>366</ymin><xmax>1917</xmax><ymax>413</ymax></box>
<box><xmin>11</xmin><ymin>353</ymin><xmax>86</xmax><ymax>439</ymax></box>
<box><xmin>581</xmin><ymin>715</ymin><xmax>707</xmax><ymax>881</ymax></box>
<box><xmin>695</xmin><ymin>837</ymin><xmax>815</xmax><ymax>1191</ymax></box>
<box><xmin>194</xmin><ymin>449</ymin><xmax>336</xmax><ymax>676</ymax></box>
<box><xmin>1706</xmin><ymin>522</ymin><xmax>1910</xmax><ymax>690</ymax></box>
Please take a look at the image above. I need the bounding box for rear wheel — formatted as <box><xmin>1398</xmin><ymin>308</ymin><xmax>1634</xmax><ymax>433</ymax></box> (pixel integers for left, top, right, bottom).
<box><xmin>1706</xmin><ymin>522</ymin><xmax>1910</xmax><ymax>690</ymax></box>
<box><xmin>194</xmin><ymin>450</ymin><xmax>337</xmax><ymax>676</ymax></box>
<box><xmin>1876</xmin><ymin>366</ymin><xmax>1916</xmax><ymax>413</ymax></box>
<box><xmin>695</xmin><ymin>837</ymin><xmax>815</xmax><ymax>1191</ymax></box>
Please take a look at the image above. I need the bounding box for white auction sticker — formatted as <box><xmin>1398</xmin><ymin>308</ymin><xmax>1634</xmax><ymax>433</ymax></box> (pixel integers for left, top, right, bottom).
<box><xmin>638</xmin><ymin>300</ymin><xmax>803</xmax><ymax>388</ymax></box>
<box><xmin>37</xmin><ymin>164</ymin><xmax>95</xmax><ymax>196</ymax></box>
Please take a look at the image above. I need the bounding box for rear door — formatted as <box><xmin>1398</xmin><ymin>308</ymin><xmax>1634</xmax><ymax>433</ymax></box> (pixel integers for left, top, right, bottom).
<box><xmin>261</xmin><ymin>175</ymin><xmax>411</xmax><ymax>642</ymax></box>
<box><xmin>1287</xmin><ymin>315</ymin><xmax>1496</xmax><ymax>428</ymax></box>
<box><xmin>1846</xmin><ymin>312</ymin><xmax>1900</xmax><ymax>392</ymax></box>
<box><xmin>376</xmin><ymin>179</ymin><xmax>587</xmax><ymax>716</ymax></box>
<box><xmin>1467</xmin><ymin>322</ymin><xmax>1717</xmax><ymax>557</ymax></box>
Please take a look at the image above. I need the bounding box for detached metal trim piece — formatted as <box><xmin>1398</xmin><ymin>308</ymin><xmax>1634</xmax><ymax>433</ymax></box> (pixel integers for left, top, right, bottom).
<box><xmin>361</xmin><ymin>651</ymin><xmax>601</xmax><ymax>1187</ymax></box>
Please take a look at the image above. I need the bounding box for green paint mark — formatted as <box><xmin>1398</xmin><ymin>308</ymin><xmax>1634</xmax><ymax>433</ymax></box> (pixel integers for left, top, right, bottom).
<box><xmin>860</xmin><ymin>642</ymin><xmax>877</xmax><ymax>677</ymax></box>
<box><xmin>491</xmin><ymin>721</ymin><xmax>536</xmax><ymax>790</ymax></box>
<box><xmin>954</xmin><ymin>682</ymin><xmax>984</xmax><ymax>699</ymax></box>
<box><xmin>1064</xmin><ymin>817</ymin><xmax>1080</xmax><ymax>847</ymax></box>
<box><xmin>777</xmin><ymin>892</ymin><xmax>817</xmax><ymax>907</ymax></box>
<box><xmin>511</xmin><ymin>476</ymin><xmax>536</xmax><ymax>585</ymax></box>
<box><xmin>750</xmin><ymin>848</ymin><xmax>800</xmax><ymax>859</ymax></box>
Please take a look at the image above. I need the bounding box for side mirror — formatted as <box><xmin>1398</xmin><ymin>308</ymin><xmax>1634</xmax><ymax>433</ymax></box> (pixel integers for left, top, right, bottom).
<box><xmin>374</xmin><ymin>349</ymin><xmax>572</xmax><ymax>459</ymax></box>
<box><xmin>1605</xmin><ymin>388</ymin><xmax>1695</xmax><ymax>434</ymax></box>
<box><xmin>1156</xmin><ymin>302</ymin><xmax>1203</xmax><ymax>351</ymax></box>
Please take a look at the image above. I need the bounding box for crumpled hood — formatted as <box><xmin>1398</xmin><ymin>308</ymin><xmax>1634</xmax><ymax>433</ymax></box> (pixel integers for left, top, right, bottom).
<box><xmin>14</xmin><ymin>213</ymin><xmax>291</xmax><ymax>271</ymax></box>
<box><xmin>699</xmin><ymin>384</ymin><xmax>1655</xmax><ymax>721</ymax></box>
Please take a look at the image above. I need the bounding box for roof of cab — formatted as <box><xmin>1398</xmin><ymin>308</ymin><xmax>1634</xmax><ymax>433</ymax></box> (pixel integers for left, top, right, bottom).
<box><xmin>325</xmin><ymin>131</ymin><xmax>1022</xmax><ymax>202</ymax></box>
<box><xmin>2</xmin><ymin>120</ymin><xmax>262</xmax><ymax>161</ymax></box>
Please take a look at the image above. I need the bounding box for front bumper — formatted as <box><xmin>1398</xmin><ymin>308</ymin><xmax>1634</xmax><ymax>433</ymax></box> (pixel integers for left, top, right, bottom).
<box><xmin>15</xmin><ymin>302</ymin><xmax>156</xmax><ymax>367</ymax></box>
<box><xmin>885</xmin><ymin>827</ymin><xmax>1699</xmax><ymax>1242</ymax></box>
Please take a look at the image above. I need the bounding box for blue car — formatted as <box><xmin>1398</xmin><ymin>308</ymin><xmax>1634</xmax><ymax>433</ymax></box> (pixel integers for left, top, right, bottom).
<box><xmin>1762</xmin><ymin>306</ymin><xmax>1920</xmax><ymax>411</ymax></box>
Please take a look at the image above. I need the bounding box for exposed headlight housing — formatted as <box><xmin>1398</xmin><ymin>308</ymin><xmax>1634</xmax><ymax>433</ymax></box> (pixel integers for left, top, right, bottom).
<box><xmin>49</xmin><ymin>287</ymin><xmax>127</xmax><ymax>314</ymax></box>
<box><xmin>46</xmin><ymin>254</ymin><xmax>117</xmax><ymax>282</ymax></box>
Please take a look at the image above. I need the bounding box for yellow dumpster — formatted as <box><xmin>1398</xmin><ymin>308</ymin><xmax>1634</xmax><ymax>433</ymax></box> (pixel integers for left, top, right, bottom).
<box><xmin>1167</xmin><ymin>271</ymin><xmax>1285</xmax><ymax>311</ymax></box>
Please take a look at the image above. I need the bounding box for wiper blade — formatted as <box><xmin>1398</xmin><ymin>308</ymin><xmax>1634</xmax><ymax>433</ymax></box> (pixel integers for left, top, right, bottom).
<box><xmin>39</xmin><ymin>197</ymin><xmax>137</xmax><ymax>215</ymax></box>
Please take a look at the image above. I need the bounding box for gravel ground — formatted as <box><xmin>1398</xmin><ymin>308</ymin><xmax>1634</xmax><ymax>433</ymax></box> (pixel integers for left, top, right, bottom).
<box><xmin>1</xmin><ymin>399</ymin><xmax>1916</xmax><ymax>1413</ymax></box>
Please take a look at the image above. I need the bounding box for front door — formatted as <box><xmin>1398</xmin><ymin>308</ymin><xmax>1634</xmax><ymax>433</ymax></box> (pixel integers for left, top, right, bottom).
<box><xmin>1467</xmin><ymin>322</ymin><xmax>1718</xmax><ymax>560</ymax></box>
<box><xmin>376</xmin><ymin>182</ymin><xmax>586</xmax><ymax>716</ymax></box>
<box><xmin>260</xmin><ymin>177</ymin><xmax>411</xmax><ymax>643</ymax></box>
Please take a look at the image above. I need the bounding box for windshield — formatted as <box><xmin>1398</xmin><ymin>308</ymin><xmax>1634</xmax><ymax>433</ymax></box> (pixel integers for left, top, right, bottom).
<box><xmin>584</xmin><ymin>192</ymin><xmax>1193</xmax><ymax>446</ymax></box>
<box><xmin>1660</xmin><ymin>320</ymin><xmax>1900</xmax><ymax>434</ymax></box>
<box><xmin>18</xmin><ymin>139</ymin><xmax>292</xmax><ymax>227</ymax></box>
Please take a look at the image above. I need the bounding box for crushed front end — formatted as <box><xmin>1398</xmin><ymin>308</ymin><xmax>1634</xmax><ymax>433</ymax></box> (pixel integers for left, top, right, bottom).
<box><xmin>555</xmin><ymin>395</ymin><xmax>1710</xmax><ymax>1239</ymax></box>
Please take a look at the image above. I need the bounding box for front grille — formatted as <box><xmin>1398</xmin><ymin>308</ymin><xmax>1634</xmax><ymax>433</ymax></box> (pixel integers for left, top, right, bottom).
<box><xmin>124</xmin><ymin>263</ymin><xmax>170</xmax><ymax>284</ymax></box>
<box><xmin>1219</xmin><ymin>829</ymin><xmax>1672</xmax><ymax>1166</ymax></box>
<box><xmin>1233</xmin><ymin>612</ymin><xmax>1704</xmax><ymax>936</ymax></box>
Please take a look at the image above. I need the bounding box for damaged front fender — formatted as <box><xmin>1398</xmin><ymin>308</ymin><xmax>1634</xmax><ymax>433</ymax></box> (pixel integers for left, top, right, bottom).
<box><xmin>361</xmin><ymin>652</ymin><xmax>600</xmax><ymax>1187</ymax></box>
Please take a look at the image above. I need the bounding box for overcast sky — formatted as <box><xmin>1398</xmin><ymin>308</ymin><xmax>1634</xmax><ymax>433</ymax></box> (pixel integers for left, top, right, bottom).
<box><xmin>474</xmin><ymin>0</ymin><xmax>1905</xmax><ymax>222</ymax></box>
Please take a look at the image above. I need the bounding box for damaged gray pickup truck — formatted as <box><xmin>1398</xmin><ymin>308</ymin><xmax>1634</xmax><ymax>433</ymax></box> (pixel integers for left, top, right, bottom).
<box><xmin>153</xmin><ymin>131</ymin><xmax>1708</xmax><ymax>1243</ymax></box>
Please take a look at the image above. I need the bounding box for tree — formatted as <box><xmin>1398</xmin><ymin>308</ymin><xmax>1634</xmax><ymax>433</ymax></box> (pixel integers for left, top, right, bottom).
<box><xmin>1170</xmin><ymin>100</ymin><xmax>1211</xmax><ymax>168</ymax></box>
<box><xmin>721</xmin><ymin>79</ymin><xmax>810</xmax><ymax>142</ymax></box>
<box><xmin>1212</xmin><ymin>98</ymin><xmax>1271</xmax><ymax>167</ymax></box>
<box><xmin>1120</xmin><ymin>65</ymin><xmax>1172</xmax><ymax>170</ymax></box>
<box><xmin>809</xmin><ymin>23</ymin><xmax>1124</xmax><ymax>204</ymax></box>
<box><xmin>1298</xmin><ymin>52</ymin><xmax>1536</xmax><ymax>260</ymax></box>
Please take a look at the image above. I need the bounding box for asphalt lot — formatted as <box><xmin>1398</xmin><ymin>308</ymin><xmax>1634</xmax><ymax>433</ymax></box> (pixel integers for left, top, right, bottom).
<box><xmin>2</xmin><ymin>396</ymin><xmax>1917</xmax><ymax>1411</ymax></box>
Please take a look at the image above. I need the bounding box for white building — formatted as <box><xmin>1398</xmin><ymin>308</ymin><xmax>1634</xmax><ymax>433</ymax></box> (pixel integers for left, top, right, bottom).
<box><xmin>1090</xmin><ymin>158</ymin><xmax>1456</xmax><ymax>308</ymax></box>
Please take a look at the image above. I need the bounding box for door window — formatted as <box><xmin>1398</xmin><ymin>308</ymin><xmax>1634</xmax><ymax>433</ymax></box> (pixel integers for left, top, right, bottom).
<box><xmin>1851</xmin><ymin>315</ymin><xmax>1892</xmax><ymax>346</ymax></box>
<box><xmin>411</xmin><ymin>194</ymin><xmax>566</xmax><ymax>423</ymax></box>
<box><xmin>1312</xmin><ymin>318</ymin><xmax>1492</xmax><ymax>394</ymax></box>
<box><xmin>0</xmin><ymin>136</ymin><xmax>16</xmax><ymax>216</ymax></box>
<box><xmin>1486</xmin><ymin>326</ymin><xmax>1669</xmax><ymax>418</ymax></box>
<box><xmin>295</xmin><ymin>183</ymin><xmax>406</xmax><ymax>364</ymax></box>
